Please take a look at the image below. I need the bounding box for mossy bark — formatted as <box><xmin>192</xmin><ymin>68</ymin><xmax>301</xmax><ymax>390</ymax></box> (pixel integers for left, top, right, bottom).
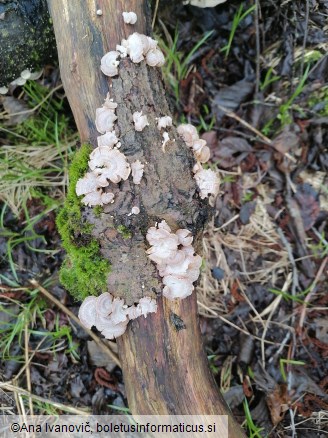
<box><xmin>48</xmin><ymin>1</ymin><xmax>245</xmax><ymax>436</ymax></box>
<box><xmin>56</xmin><ymin>144</ymin><xmax>110</xmax><ymax>301</ymax></box>
<box><xmin>0</xmin><ymin>0</ymin><xmax>56</xmax><ymax>87</ymax></box>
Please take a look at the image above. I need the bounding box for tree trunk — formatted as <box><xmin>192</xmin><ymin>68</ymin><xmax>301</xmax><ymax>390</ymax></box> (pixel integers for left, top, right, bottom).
<box><xmin>47</xmin><ymin>1</ymin><xmax>245</xmax><ymax>436</ymax></box>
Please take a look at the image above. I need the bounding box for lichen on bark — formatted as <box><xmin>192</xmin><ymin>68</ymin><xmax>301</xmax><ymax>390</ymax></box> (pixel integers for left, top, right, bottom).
<box><xmin>56</xmin><ymin>143</ymin><xmax>110</xmax><ymax>300</ymax></box>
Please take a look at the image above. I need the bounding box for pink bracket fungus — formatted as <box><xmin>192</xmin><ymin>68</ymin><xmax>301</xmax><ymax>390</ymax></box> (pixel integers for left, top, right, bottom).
<box><xmin>95</xmin><ymin>95</ymin><xmax>118</xmax><ymax>133</ymax></box>
<box><xmin>157</xmin><ymin>116</ymin><xmax>172</xmax><ymax>130</ymax></box>
<box><xmin>97</xmin><ymin>131</ymin><xmax>119</xmax><ymax>148</ymax></box>
<box><xmin>124</xmin><ymin>33</ymin><xmax>145</xmax><ymax>63</ymax></box>
<box><xmin>177</xmin><ymin>124</ymin><xmax>210</xmax><ymax>163</ymax></box>
<box><xmin>78</xmin><ymin>296</ymin><xmax>97</xmax><ymax>329</ymax></box>
<box><xmin>176</xmin><ymin>123</ymin><xmax>219</xmax><ymax>198</ymax></box>
<box><xmin>100</xmin><ymin>51</ymin><xmax>120</xmax><ymax>77</ymax></box>
<box><xmin>78</xmin><ymin>292</ymin><xmax>157</xmax><ymax>339</ymax></box>
<box><xmin>146</xmin><ymin>221</ymin><xmax>202</xmax><ymax>300</ymax></box>
<box><xmin>145</xmin><ymin>48</ymin><xmax>165</xmax><ymax>67</ymax></box>
<box><xmin>131</xmin><ymin>160</ymin><xmax>144</xmax><ymax>184</ymax></box>
<box><xmin>161</xmin><ymin>131</ymin><xmax>172</xmax><ymax>152</ymax></box>
<box><xmin>120</xmin><ymin>32</ymin><xmax>164</xmax><ymax>67</ymax></box>
<box><xmin>116</xmin><ymin>44</ymin><xmax>128</xmax><ymax>57</ymax></box>
<box><xmin>122</xmin><ymin>11</ymin><xmax>137</xmax><ymax>24</ymax></box>
<box><xmin>193</xmin><ymin>167</ymin><xmax>220</xmax><ymax>199</ymax></box>
<box><xmin>192</xmin><ymin>139</ymin><xmax>211</xmax><ymax>163</ymax></box>
<box><xmin>95</xmin><ymin>106</ymin><xmax>117</xmax><ymax>133</ymax></box>
<box><xmin>89</xmin><ymin>148</ymin><xmax>131</xmax><ymax>184</ymax></box>
<box><xmin>131</xmin><ymin>206</ymin><xmax>140</xmax><ymax>215</ymax></box>
<box><xmin>95</xmin><ymin>292</ymin><xmax>113</xmax><ymax>316</ymax></box>
<box><xmin>76</xmin><ymin>172</ymin><xmax>115</xmax><ymax>207</ymax></box>
<box><xmin>146</xmin><ymin>221</ymin><xmax>179</xmax><ymax>264</ymax></box>
<box><xmin>137</xmin><ymin>297</ymin><xmax>158</xmax><ymax>316</ymax></box>
<box><xmin>101</xmin><ymin>321</ymin><xmax>129</xmax><ymax>339</ymax></box>
<box><xmin>133</xmin><ymin>111</ymin><xmax>149</xmax><ymax>131</ymax></box>
<box><xmin>177</xmin><ymin>123</ymin><xmax>199</xmax><ymax>147</ymax></box>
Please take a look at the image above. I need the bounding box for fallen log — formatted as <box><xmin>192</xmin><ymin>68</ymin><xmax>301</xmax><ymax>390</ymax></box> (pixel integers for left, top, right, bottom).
<box><xmin>47</xmin><ymin>1</ymin><xmax>245</xmax><ymax>436</ymax></box>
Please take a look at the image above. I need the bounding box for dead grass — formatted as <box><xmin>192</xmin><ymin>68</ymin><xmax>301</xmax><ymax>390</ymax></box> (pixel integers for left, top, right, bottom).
<box><xmin>0</xmin><ymin>141</ymin><xmax>75</xmax><ymax>215</ymax></box>
<box><xmin>197</xmin><ymin>179</ymin><xmax>289</xmax><ymax>318</ymax></box>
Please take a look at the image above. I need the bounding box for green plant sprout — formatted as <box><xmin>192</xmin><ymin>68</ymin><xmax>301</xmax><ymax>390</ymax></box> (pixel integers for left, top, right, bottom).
<box><xmin>207</xmin><ymin>354</ymin><xmax>220</xmax><ymax>376</ymax></box>
<box><xmin>243</xmin><ymin>399</ymin><xmax>265</xmax><ymax>438</ymax></box>
<box><xmin>309</xmin><ymin>231</ymin><xmax>328</xmax><ymax>258</ymax></box>
<box><xmin>221</xmin><ymin>174</ymin><xmax>236</xmax><ymax>184</ymax></box>
<box><xmin>260</xmin><ymin>67</ymin><xmax>280</xmax><ymax>91</ymax></box>
<box><xmin>32</xmin><ymin>400</ymin><xmax>62</xmax><ymax>416</ymax></box>
<box><xmin>107</xmin><ymin>405</ymin><xmax>131</xmax><ymax>414</ymax></box>
<box><xmin>269</xmin><ymin>287</ymin><xmax>310</xmax><ymax>304</ymax></box>
<box><xmin>221</xmin><ymin>4</ymin><xmax>256</xmax><ymax>59</ymax></box>
<box><xmin>198</xmin><ymin>105</ymin><xmax>216</xmax><ymax>131</ymax></box>
<box><xmin>159</xmin><ymin>29</ymin><xmax>213</xmax><ymax>101</ymax></box>
<box><xmin>242</xmin><ymin>191</ymin><xmax>254</xmax><ymax>203</ymax></box>
<box><xmin>0</xmin><ymin>289</ymin><xmax>44</xmax><ymax>357</ymax></box>
<box><xmin>247</xmin><ymin>366</ymin><xmax>255</xmax><ymax>379</ymax></box>
<box><xmin>279</xmin><ymin>359</ymin><xmax>305</xmax><ymax>382</ymax></box>
<box><xmin>277</xmin><ymin>64</ymin><xmax>310</xmax><ymax>126</ymax></box>
<box><xmin>261</xmin><ymin>64</ymin><xmax>310</xmax><ymax>135</ymax></box>
<box><xmin>0</xmin><ymin>201</ymin><xmax>58</xmax><ymax>281</ymax></box>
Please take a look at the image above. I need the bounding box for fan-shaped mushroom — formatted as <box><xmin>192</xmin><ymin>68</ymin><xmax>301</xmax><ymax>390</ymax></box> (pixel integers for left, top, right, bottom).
<box><xmin>122</xmin><ymin>11</ymin><xmax>137</xmax><ymax>24</ymax></box>
<box><xmin>100</xmin><ymin>51</ymin><xmax>120</xmax><ymax>77</ymax></box>
<box><xmin>194</xmin><ymin>167</ymin><xmax>220</xmax><ymax>199</ymax></box>
<box><xmin>131</xmin><ymin>160</ymin><xmax>144</xmax><ymax>184</ymax></box>
<box><xmin>90</xmin><ymin>148</ymin><xmax>131</xmax><ymax>184</ymax></box>
<box><xmin>157</xmin><ymin>116</ymin><xmax>172</xmax><ymax>130</ymax></box>
<box><xmin>133</xmin><ymin>111</ymin><xmax>149</xmax><ymax>131</ymax></box>
<box><xmin>78</xmin><ymin>296</ymin><xmax>97</xmax><ymax>329</ymax></box>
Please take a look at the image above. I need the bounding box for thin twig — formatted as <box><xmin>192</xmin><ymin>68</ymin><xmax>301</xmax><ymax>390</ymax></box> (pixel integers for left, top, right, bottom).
<box><xmin>260</xmin><ymin>273</ymin><xmax>291</xmax><ymax>368</ymax></box>
<box><xmin>152</xmin><ymin>0</ymin><xmax>160</xmax><ymax>29</ymax></box>
<box><xmin>268</xmin><ymin>331</ymin><xmax>291</xmax><ymax>364</ymax></box>
<box><xmin>215</xmin><ymin>103</ymin><xmax>297</xmax><ymax>162</ymax></box>
<box><xmin>0</xmin><ymin>383</ymin><xmax>90</xmax><ymax>415</ymax></box>
<box><xmin>24</xmin><ymin>323</ymin><xmax>33</xmax><ymax>415</ymax></box>
<box><xmin>289</xmin><ymin>407</ymin><xmax>296</xmax><ymax>438</ymax></box>
<box><xmin>298</xmin><ymin>256</ymin><xmax>328</xmax><ymax>329</ymax></box>
<box><xmin>14</xmin><ymin>338</ymin><xmax>49</xmax><ymax>381</ymax></box>
<box><xmin>254</xmin><ymin>0</ymin><xmax>261</xmax><ymax>94</ymax></box>
<box><xmin>277</xmin><ymin>227</ymin><xmax>299</xmax><ymax>296</ymax></box>
<box><xmin>300</xmin><ymin>0</ymin><xmax>310</xmax><ymax>77</ymax></box>
<box><xmin>214</xmin><ymin>313</ymin><xmax>281</xmax><ymax>346</ymax></box>
<box><xmin>29</xmin><ymin>280</ymin><xmax>121</xmax><ymax>368</ymax></box>
<box><xmin>2</xmin><ymin>84</ymin><xmax>63</xmax><ymax>118</ymax></box>
<box><xmin>214</xmin><ymin>103</ymin><xmax>272</xmax><ymax>144</ymax></box>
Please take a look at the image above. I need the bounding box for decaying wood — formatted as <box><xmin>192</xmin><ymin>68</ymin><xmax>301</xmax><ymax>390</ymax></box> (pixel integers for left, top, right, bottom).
<box><xmin>48</xmin><ymin>0</ymin><xmax>245</xmax><ymax>436</ymax></box>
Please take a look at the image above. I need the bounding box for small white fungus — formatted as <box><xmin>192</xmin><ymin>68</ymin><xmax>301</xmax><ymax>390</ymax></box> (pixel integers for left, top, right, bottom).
<box><xmin>133</xmin><ymin>111</ymin><xmax>149</xmax><ymax>131</ymax></box>
<box><xmin>122</xmin><ymin>11</ymin><xmax>137</xmax><ymax>24</ymax></box>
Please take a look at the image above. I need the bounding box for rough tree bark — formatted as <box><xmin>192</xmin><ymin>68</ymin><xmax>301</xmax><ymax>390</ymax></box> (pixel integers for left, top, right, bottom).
<box><xmin>47</xmin><ymin>1</ymin><xmax>245</xmax><ymax>436</ymax></box>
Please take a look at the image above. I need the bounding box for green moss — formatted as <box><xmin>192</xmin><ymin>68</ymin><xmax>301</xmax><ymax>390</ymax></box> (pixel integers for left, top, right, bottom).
<box><xmin>56</xmin><ymin>144</ymin><xmax>110</xmax><ymax>300</ymax></box>
<box><xmin>93</xmin><ymin>205</ymin><xmax>103</xmax><ymax>217</ymax></box>
<box><xmin>117</xmin><ymin>225</ymin><xmax>132</xmax><ymax>239</ymax></box>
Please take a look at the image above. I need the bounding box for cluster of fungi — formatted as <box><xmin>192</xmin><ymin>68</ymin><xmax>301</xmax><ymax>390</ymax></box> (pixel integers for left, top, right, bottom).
<box><xmin>77</xmin><ymin>11</ymin><xmax>220</xmax><ymax>339</ymax></box>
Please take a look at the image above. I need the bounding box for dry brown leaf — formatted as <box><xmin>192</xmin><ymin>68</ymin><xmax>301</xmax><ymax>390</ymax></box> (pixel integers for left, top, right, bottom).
<box><xmin>266</xmin><ymin>384</ymin><xmax>289</xmax><ymax>426</ymax></box>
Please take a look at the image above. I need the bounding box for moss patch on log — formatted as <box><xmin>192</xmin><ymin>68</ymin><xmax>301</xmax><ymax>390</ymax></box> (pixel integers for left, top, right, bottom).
<box><xmin>56</xmin><ymin>144</ymin><xmax>110</xmax><ymax>301</ymax></box>
<box><xmin>117</xmin><ymin>225</ymin><xmax>132</xmax><ymax>240</ymax></box>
